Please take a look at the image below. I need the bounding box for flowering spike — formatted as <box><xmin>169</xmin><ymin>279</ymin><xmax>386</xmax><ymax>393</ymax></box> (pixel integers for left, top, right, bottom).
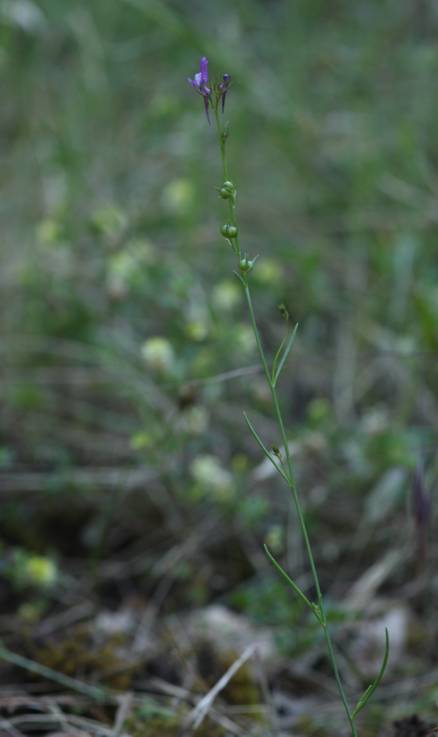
<box><xmin>188</xmin><ymin>56</ymin><xmax>212</xmax><ymax>123</ymax></box>
<box><xmin>200</xmin><ymin>56</ymin><xmax>209</xmax><ymax>84</ymax></box>
<box><xmin>188</xmin><ymin>60</ymin><xmax>232</xmax><ymax>122</ymax></box>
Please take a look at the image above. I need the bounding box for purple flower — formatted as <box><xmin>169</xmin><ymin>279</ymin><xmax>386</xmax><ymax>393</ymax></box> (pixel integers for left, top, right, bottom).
<box><xmin>218</xmin><ymin>73</ymin><xmax>231</xmax><ymax>113</ymax></box>
<box><xmin>188</xmin><ymin>56</ymin><xmax>212</xmax><ymax>122</ymax></box>
<box><xmin>188</xmin><ymin>58</ymin><xmax>232</xmax><ymax>122</ymax></box>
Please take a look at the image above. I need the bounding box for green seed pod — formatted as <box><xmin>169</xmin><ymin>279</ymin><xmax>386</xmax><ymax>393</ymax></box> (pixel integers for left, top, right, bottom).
<box><xmin>219</xmin><ymin>180</ymin><xmax>235</xmax><ymax>200</ymax></box>
<box><xmin>239</xmin><ymin>255</ymin><xmax>258</xmax><ymax>274</ymax></box>
<box><xmin>239</xmin><ymin>257</ymin><xmax>254</xmax><ymax>273</ymax></box>
<box><xmin>219</xmin><ymin>187</ymin><xmax>231</xmax><ymax>200</ymax></box>
<box><xmin>221</xmin><ymin>224</ymin><xmax>238</xmax><ymax>239</ymax></box>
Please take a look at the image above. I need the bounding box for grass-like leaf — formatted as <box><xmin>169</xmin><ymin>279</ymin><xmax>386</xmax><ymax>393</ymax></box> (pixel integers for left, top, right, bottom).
<box><xmin>243</xmin><ymin>412</ymin><xmax>289</xmax><ymax>483</ymax></box>
<box><xmin>352</xmin><ymin>627</ymin><xmax>390</xmax><ymax>718</ymax></box>
<box><xmin>264</xmin><ymin>544</ymin><xmax>321</xmax><ymax>621</ymax></box>
<box><xmin>272</xmin><ymin>323</ymin><xmax>299</xmax><ymax>387</ymax></box>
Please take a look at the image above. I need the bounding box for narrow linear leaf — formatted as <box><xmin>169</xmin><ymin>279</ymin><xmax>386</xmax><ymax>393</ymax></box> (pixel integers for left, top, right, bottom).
<box><xmin>272</xmin><ymin>323</ymin><xmax>299</xmax><ymax>387</ymax></box>
<box><xmin>352</xmin><ymin>628</ymin><xmax>390</xmax><ymax>718</ymax></box>
<box><xmin>271</xmin><ymin>333</ymin><xmax>288</xmax><ymax>385</ymax></box>
<box><xmin>264</xmin><ymin>544</ymin><xmax>320</xmax><ymax>620</ymax></box>
<box><xmin>243</xmin><ymin>412</ymin><xmax>289</xmax><ymax>483</ymax></box>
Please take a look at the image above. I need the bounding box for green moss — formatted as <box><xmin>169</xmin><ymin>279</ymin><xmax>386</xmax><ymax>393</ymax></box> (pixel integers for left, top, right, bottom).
<box><xmin>32</xmin><ymin>625</ymin><xmax>136</xmax><ymax>690</ymax></box>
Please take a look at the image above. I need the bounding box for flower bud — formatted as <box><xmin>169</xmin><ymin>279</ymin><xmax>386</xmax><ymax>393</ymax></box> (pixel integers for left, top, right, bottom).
<box><xmin>221</xmin><ymin>223</ymin><xmax>238</xmax><ymax>239</ymax></box>
<box><xmin>219</xmin><ymin>181</ymin><xmax>235</xmax><ymax>200</ymax></box>
<box><xmin>239</xmin><ymin>256</ymin><xmax>256</xmax><ymax>274</ymax></box>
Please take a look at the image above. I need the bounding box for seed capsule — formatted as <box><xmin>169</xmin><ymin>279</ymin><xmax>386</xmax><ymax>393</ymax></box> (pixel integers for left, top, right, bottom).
<box><xmin>219</xmin><ymin>181</ymin><xmax>235</xmax><ymax>200</ymax></box>
<box><xmin>239</xmin><ymin>257</ymin><xmax>254</xmax><ymax>273</ymax></box>
<box><xmin>239</xmin><ymin>254</ymin><xmax>258</xmax><ymax>274</ymax></box>
<box><xmin>219</xmin><ymin>187</ymin><xmax>231</xmax><ymax>199</ymax></box>
<box><xmin>221</xmin><ymin>224</ymin><xmax>238</xmax><ymax>238</ymax></box>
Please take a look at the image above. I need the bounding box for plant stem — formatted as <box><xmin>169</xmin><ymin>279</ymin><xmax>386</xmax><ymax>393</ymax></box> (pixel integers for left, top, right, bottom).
<box><xmin>214</xmin><ymin>106</ymin><xmax>241</xmax><ymax>261</ymax></box>
<box><xmin>214</xmin><ymin>106</ymin><xmax>358</xmax><ymax>737</ymax></box>
<box><xmin>244</xmin><ymin>285</ymin><xmax>358</xmax><ymax>737</ymax></box>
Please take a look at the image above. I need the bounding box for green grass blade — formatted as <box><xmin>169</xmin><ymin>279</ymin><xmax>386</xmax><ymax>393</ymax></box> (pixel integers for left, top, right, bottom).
<box><xmin>271</xmin><ymin>333</ymin><xmax>287</xmax><ymax>385</ymax></box>
<box><xmin>264</xmin><ymin>544</ymin><xmax>320</xmax><ymax>620</ymax></box>
<box><xmin>272</xmin><ymin>323</ymin><xmax>299</xmax><ymax>387</ymax></box>
<box><xmin>243</xmin><ymin>412</ymin><xmax>289</xmax><ymax>483</ymax></box>
<box><xmin>352</xmin><ymin>628</ymin><xmax>390</xmax><ymax>718</ymax></box>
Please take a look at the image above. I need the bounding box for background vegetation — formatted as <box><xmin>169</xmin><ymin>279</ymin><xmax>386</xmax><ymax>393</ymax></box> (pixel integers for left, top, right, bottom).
<box><xmin>0</xmin><ymin>1</ymin><xmax>437</xmax><ymax>735</ymax></box>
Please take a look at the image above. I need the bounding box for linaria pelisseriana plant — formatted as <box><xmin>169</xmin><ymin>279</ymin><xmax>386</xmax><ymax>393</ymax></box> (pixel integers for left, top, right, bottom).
<box><xmin>188</xmin><ymin>57</ymin><xmax>390</xmax><ymax>737</ymax></box>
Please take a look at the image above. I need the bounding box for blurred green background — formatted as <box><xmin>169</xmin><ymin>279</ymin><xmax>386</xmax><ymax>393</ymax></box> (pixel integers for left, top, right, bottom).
<box><xmin>0</xmin><ymin>0</ymin><xmax>437</xmax><ymax>733</ymax></box>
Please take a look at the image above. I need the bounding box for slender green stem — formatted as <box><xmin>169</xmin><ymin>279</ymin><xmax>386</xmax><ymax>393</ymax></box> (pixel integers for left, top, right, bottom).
<box><xmin>244</xmin><ymin>285</ymin><xmax>358</xmax><ymax>737</ymax></box>
<box><xmin>215</xmin><ymin>105</ymin><xmax>229</xmax><ymax>180</ymax></box>
<box><xmin>213</xmin><ymin>105</ymin><xmax>358</xmax><ymax>737</ymax></box>
<box><xmin>214</xmin><ymin>105</ymin><xmax>241</xmax><ymax>260</ymax></box>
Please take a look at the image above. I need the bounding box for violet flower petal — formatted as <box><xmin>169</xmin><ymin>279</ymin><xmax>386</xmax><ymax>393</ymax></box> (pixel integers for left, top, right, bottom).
<box><xmin>200</xmin><ymin>56</ymin><xmax>209</xmax><ymax>84</ymax></box>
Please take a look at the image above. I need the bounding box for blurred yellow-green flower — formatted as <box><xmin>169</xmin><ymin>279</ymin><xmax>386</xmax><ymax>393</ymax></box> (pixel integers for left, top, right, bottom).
<box><xmin>130</xmin><ymin>431</ymin><xmax>155</xmax><ymax>450</ymax></box>
<box><xmin>265</xmin><ymin>525</ymin><xmax>284</xmax><ymax>556</ymax></box>
<box><xmin>162</xmin><ymin>178</ymin><xmax>195</xmax><ymax>216</ymax></box>
<box><xmin>24</xmin><ymin>556</ymin><xmax>57</xmax><ymax>588</ymax></box>
<box><xmin>253</xmin><ymin>258</ymin><xmax>282</xmax><ymax>286</ymax></box>
<box><xmin>9</xmin><ymin>551</ymin><xmax>58</xmax><ymax>589</ymax></box>
<box><xmin>91</xmin><ymin>204</ymin><xmax>127</xmax><ymax>238</ymax></box>
<box><xmin>107</xmin><ymin>239</ymin><xmax>156</xmax><ymax>298</ymax></box>
<box><xmin>141</xmin><ymin>337</ymin><xmax>175</xmax><ymax>374</ymax></box>
<box><xmin>234</xmin><ymin>324</ymin><xmax>256</xmax><ymax>355</ymax></box>
<box><xmin>36</xmin><ymin>218</ymin><xmax>63</xmax><ymax>246</ymax></box>
<box><xmin>212</xmin><ymin>279</ymin><xmax>241</xmax><ymax>311</ymax></box>
<box><xmin>185</xmin><ymin>320</ymin><xmax>209</xmax><ymax>341</ymax></box>
<box><xmin>190</xmin><ymin>454</ymin><xmax>234</xmax><ymax>501</ymax></box>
